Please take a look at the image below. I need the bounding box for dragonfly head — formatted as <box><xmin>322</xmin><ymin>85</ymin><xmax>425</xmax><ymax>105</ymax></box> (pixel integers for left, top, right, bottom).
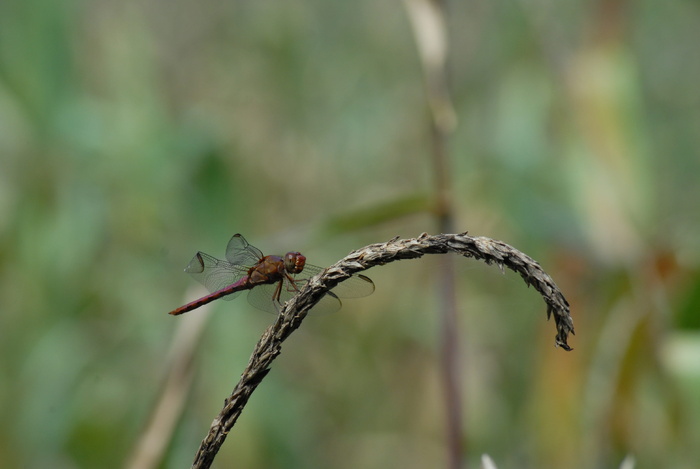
<box><xmin>284</xmin><ymin>251</ymin><xmax>306</xmax><ymax>274</ymax></box>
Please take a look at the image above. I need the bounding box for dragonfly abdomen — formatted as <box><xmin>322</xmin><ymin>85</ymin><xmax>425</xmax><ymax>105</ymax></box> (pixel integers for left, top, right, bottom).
<box><xmin>168</xmin><ymin>277</ymin><xmax>252</xmax><ymax>315</ymax></box>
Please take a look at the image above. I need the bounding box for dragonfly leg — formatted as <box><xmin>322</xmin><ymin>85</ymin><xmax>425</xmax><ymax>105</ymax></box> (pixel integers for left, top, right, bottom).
<box><xmin>272</xmin><ymin>280</ymin><xmax>284</xmax><ymax>313</ymax></box>
<box><xmin>284</xmin><ymin>273</ymin><xmax>300</xmax><ymax>293</ymax></box>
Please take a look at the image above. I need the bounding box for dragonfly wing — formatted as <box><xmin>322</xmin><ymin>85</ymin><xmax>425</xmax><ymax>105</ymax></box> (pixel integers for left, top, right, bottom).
<box><xmin>246</xmin><ymin>278</ymin><xmax>304</xmax><ymax>313</ymax></box>
<box><xmin>309</xmin><ymin>291</ymin><xmax>343</xmax><ymax>314</ymax></box>
<box><xmin>185</xmin><ymin>252</ymin><xmax>247</xmax><ymax>300</ymax></box>
<box><xmin>245</xmin><ymin>279</ymin><xmax>342</xmax><ymax>314</ymax></box>
<box><xmin>225</xmin><ymin>233</ymin><xmax>264</xmax><ymax>266</ymax></box>
<box><xmin>279</xmin><ymin>276</ymin><xmax>340</xmax><ymax>312</ymax></box>
<box><xmin>300</xmin><ymin>264</ymin><xmax>375</xmax><ymax>299</ymax></box>
<box><xmin>246</xmin><ymin>284</ymin><xmax>280</xmax><ymax>314</ymax></box>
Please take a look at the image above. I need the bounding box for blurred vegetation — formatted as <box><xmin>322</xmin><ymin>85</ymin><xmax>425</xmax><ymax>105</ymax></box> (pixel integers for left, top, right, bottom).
<box><xmin>1</xmin><ymin>0</ymin><xmax>699</xmax><ymax>468</ymax></box>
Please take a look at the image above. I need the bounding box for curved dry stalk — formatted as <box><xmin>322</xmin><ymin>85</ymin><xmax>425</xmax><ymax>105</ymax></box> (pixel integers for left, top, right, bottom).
<box><xmin>189</xmin><ymin>232</ymin><xmax>575</xmax><ymax>468</ymax></box>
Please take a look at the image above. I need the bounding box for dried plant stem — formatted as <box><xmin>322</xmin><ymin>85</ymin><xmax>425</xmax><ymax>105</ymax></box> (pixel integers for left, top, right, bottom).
<box><xmin>127</xmin><ymin>301</ymin><xmax>211</xmax><ymax>469</ymax></box>
<box><xmin>189</xmin><ymin>232</ymin><xmax>575</xmax><ymax>469</ymax></box>
<box><xmin>402</xmin><ymin>1</ymin><xmax>461</xmax><ymax>466</ymax></box>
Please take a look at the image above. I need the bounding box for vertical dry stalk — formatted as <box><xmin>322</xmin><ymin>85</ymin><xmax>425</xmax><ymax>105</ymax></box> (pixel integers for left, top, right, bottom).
<box><xmin>126</xmin><ymin>296</ymin><xmax>212</xmax><ymax>469</ymax></box>
<box><xmin>403</xmin><ymin>1</ymin><xmax>462</xmax><ymax>467</ymax></box>
<box><xmin>189</xmin><ymin>232</ymin><xmax>574</xmax><ymax>468</ymax></box>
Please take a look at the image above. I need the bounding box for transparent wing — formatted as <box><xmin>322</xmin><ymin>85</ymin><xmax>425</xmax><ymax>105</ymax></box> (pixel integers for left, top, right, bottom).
<box><xmin>225</xmin><ymin>233</ymin><xmax>264</xmax><ymax>267</ymax></box>
<box><xmin>184</xmin><ymin>252</ymin><xmax>248</xmax><ymax>301</ymax></box>
<box><xmin>309</xmin><ymin>291</ymin><xmax>343</xmax><ymax>314</ymax></box>
<box><xmin>245</xmin><ymin>279</ymin><xmax>343</xmax><ymax>314</ymax></box>
<box><xmin>299</xmin><ymin>264</ymin><xmax>375</xmax><ymax>299</ymax></box>
<box><xmin>245</xmin><ymin>284</ymin><xmax>279</xmax><ymax>314</ymax></box>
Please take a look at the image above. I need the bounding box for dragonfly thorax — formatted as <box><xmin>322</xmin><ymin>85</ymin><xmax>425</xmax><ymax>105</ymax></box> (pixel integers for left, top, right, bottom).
<box><xmin>284</xmin><ymin>251</ymin><xmax>306</xmax><ymax>274</ymax></box>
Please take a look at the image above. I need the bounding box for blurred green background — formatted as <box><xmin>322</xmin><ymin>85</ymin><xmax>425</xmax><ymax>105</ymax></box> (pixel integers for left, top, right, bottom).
<box><xmin>2</xmin><ymin>0</ymin><xmax>699</xmax><ymax>468</ymax></box>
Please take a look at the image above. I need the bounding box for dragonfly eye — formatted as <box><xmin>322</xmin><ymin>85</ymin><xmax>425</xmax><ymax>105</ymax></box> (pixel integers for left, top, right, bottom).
<box><xmin>285</xmin><ymin>252</ymin><xmax>306</xmax><ymax>274</ymax></box>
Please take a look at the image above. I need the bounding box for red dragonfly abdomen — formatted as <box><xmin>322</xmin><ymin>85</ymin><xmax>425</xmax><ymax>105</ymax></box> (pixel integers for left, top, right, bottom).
<box><xmin>168</xmin><ymin>276</ymin><xmax>252</xmax><ymax>316</ymax></box>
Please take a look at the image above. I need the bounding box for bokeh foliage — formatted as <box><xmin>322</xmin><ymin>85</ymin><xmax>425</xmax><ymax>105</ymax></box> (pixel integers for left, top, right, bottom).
<box><xmin>1</xmin><ymin>0</ymin><xmax>699</xmax><ymax>468</ymax></box>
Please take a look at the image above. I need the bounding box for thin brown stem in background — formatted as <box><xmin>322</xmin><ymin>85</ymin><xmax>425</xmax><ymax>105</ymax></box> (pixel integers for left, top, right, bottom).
<box><xmin>126</xmin><ymin>297</ymin><xmax>212</xmax><ymax>469</ymax></box>
<box><xmin>403</xmin><ymin>0</ymin><xmax>462</xmax><ymax>466</ymax></box>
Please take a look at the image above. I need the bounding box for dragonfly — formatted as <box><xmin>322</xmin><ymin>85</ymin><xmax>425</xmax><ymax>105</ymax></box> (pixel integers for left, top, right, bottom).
<box><xmin>168</xmin><ymin>234</ymin><xmax>375</xmax><ymax>316</ymax></box>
